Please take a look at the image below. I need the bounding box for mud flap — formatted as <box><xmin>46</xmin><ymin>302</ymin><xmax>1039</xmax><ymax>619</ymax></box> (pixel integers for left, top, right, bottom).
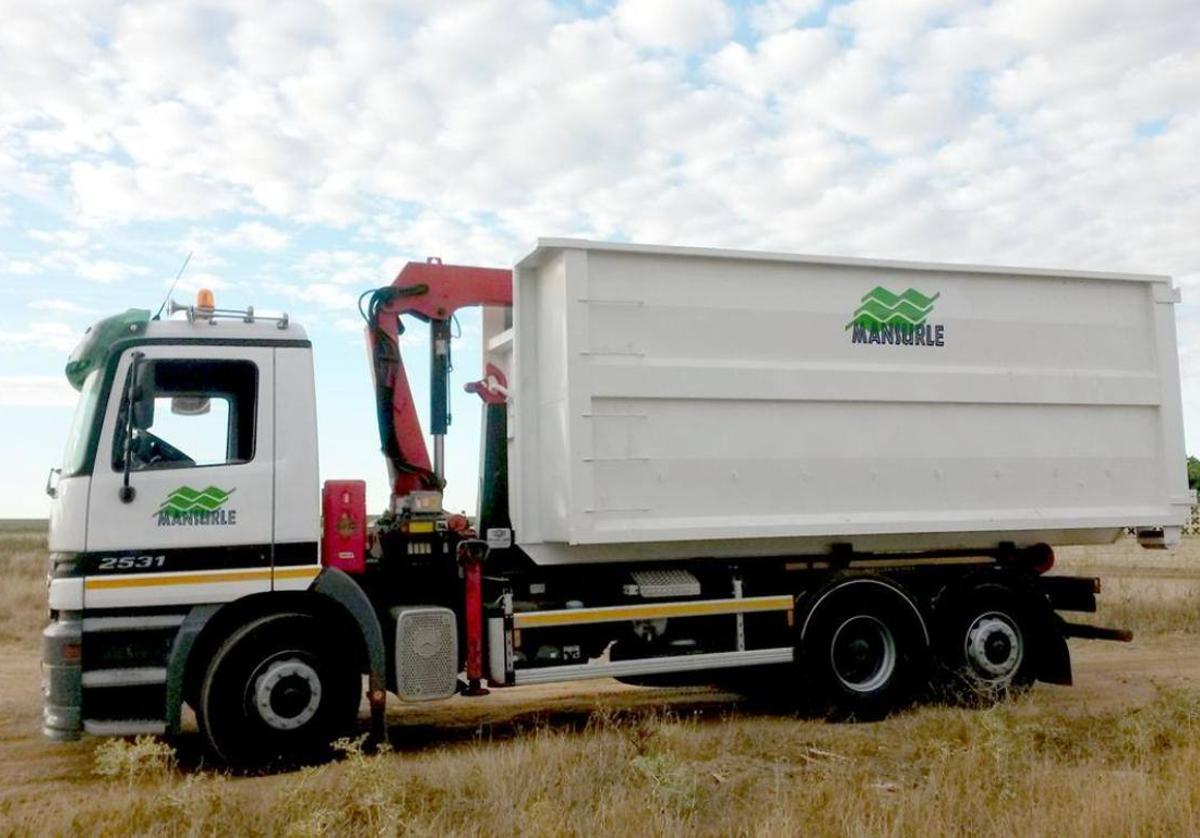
<box><xmin>312</xmin><ymin>568</ymin><xmax>389</xmax><ymax>744</ymax></box>
<box><xmin>1005</xmin><ymin>572</ymin><xmax>1072</xmax><ymax>685</ymax></box>
<box><xmin>1032</xmin><ymin>610</ymin><xmax>1072</xmax><ymax>686</ymax></box>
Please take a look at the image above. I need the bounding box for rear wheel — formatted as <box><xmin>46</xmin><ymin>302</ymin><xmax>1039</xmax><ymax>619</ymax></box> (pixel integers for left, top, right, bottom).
<box><xmin>938</xmin><ymin>583</ymin><xmax>1037</xmax><ymax>702</ymax></box>
<box><xmin>801</xmin><ymin>578</ymin><xmax>929</xmax><ymax>720</ymax></box>
<box><xmin>199</xmin><ymin>613</ymin><xmax>361</xmax><ymax>767</ymax></box>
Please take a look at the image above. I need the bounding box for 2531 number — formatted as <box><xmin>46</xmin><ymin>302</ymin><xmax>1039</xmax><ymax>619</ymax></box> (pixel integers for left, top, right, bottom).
<box><xmin>96</xmin><ymin>554</ymin><xmax>166</xmax><ymax>571</ymax></box>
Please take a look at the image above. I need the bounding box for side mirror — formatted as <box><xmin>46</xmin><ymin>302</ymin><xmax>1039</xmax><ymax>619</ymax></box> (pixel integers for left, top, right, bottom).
<box><xmin>131</xmin><ymin>360</ymin><xmax>155</xmax><ymax>430</ymax></box>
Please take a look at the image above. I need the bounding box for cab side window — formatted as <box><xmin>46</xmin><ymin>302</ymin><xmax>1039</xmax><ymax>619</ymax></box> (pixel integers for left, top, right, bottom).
<box><xmin>112</xmin><ymin>359</ymin><xmax>257</xmax><ymax>471</ymax></box>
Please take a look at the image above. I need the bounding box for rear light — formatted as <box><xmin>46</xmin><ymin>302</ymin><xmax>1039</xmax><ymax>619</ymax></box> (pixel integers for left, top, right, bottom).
<box><xmin>1028</xmin><ymin>543</ymin><xmax>1055</xmax><ymax>574</ymax></box>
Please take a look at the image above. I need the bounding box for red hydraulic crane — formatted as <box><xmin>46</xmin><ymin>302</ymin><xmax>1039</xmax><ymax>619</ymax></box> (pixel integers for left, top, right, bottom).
<box><xmin>360</xmin><ymin>259</ymin><xmax>512</xmax><ymax>510</ymax></box>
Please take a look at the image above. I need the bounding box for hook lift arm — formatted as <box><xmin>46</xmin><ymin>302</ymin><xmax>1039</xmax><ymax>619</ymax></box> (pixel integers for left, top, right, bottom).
<box><xmin>360</xmin><ymin>259</ymin><xmax>512</xmax><ymax>511</ymax></box>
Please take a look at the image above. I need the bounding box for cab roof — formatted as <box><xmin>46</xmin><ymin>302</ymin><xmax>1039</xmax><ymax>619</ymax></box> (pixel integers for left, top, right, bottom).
<box><xmin>65</xmin><ymin>309</ymin><xmax>308</xmax><ymax>390</ymax></box>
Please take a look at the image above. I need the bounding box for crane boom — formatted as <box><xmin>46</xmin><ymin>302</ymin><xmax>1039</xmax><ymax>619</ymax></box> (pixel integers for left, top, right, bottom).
<box><xmin>361</xmin><ymin>259</ymin><xmax>512</xmax><ymax>509</ymax></box>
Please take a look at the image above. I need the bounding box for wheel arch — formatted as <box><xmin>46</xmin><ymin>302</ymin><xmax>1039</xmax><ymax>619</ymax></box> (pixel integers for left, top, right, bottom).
<box><xmin>798</xmin><ymin>573</ymin><xmax>931</xmax><ymax>648</ymax></box>
<box><xmin>165</xmin><ymin>568</ymin><xmax>386</xmax><ymax>735</ymax></box>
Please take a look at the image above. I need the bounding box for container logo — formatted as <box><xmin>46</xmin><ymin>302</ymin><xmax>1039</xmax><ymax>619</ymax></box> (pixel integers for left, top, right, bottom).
<box><xmin>847</xmin><ymin>286</ymin><xmax>945</xmax><ymax>347</ymax></box>
<box><xmin>155</xmin><ymin>486</ymin><xmax>238</xmax><ymax>526</ymax></box>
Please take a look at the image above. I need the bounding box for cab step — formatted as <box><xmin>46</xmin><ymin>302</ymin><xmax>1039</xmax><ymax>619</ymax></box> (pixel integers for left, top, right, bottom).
<box><xmin>81</xmin><ymin>667</ymin><xmax>167</xmax><ymax>688</ymax></box>
<box><xmin>83</xmin><ymin>719</ymin><xmax>167</xmax><ymax>736</ymax></box>
<box><xmin>82</xmin><ymin>615</ymin><xmax>186</xmax><ymax>632</ymax></box>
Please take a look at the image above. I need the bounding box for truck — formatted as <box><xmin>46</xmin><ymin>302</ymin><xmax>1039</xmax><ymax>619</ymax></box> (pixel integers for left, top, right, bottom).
<box><xmin>42</xmin><ymin>239</ymin><xmax>1191</xmax><ymax>765</ymax></box>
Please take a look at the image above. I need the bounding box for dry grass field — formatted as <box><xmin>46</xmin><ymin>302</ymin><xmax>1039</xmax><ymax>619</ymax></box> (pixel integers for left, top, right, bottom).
<box><xmin>2</xmin><ymin>521</ymin><xmax>1200</xmax><ymax>836</ymax></box>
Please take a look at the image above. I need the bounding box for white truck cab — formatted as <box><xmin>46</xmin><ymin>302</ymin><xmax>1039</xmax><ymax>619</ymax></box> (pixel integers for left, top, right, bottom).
<box><xmin>49</xmin><ymin>308</ymin><xmax>321</xmax><ymax>606</ymax></box>
<box><xmin>43</xmin><ymin>304</ymin><xmax>343</xmax><ymax>746</ymax></box>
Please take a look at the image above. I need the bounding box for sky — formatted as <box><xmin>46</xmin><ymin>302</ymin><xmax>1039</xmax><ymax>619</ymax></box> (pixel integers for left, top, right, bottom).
<box><xmin>0</xmin><ymin>0</ymin><xmax>1198</xmax><ymax>518</ymax></box>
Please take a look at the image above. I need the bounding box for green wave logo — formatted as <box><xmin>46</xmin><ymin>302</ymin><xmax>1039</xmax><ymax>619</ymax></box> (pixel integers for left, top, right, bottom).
<box><xmin>846</xmin><ymin>286</ymin><xmax>940</xmax><ymax>330</ymax></box>
<box><xmin>157</xmin><ymin>486</ymin><xmax>234</xmax><ymax>516</ymax></box>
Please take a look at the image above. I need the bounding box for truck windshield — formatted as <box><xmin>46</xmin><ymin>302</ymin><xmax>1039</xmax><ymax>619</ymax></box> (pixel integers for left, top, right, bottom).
<box><xmin>61</xmin><ymin>369</ymin><xmax>104</xmax><ymax>476</ymax></box>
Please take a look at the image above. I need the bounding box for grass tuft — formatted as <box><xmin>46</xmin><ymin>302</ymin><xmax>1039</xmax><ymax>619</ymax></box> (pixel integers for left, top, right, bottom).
<box><xmin>93</xmin><ymin>736</ymin><xmax>178</xmax><ymax>785</ymax></box>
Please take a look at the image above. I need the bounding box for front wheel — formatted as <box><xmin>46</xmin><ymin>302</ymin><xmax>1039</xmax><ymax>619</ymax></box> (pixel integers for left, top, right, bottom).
<box><xmin>199</xmin><ymin>613</ymin><xmax>362</xmax><ymax>766</ymax></box>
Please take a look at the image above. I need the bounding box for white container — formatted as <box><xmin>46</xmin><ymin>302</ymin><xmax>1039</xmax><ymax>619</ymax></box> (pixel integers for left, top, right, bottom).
<box><xmin>498</xmin><ymin>239</ymin><xmax>1190</xmax><ymax>565</ymax></box>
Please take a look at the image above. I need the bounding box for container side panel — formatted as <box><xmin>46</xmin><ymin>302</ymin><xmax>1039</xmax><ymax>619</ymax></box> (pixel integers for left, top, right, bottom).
<box><xmin>512</xmin><ymin>245</ymin><xmax>1188</xmax><ymax>558</ymax></box>
<box><xmin>586</xmin><ymin>399</ymin><xmax>1162</xmax><ymax>540</ymax></box>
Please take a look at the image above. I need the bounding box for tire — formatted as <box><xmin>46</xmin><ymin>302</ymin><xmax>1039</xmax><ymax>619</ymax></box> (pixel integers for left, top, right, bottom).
<box><xmin>199</xmin><ymin>612</ymin><xmax>362</xmax><ymax>767</ymax></box>
<box><xmin>800</xmin><ymin>577</ymin><xmax>929</xmax><ymax>721</ymax></box>
<box><xmin>937</xmin><ymin>582</ymin><xmax>1037</xmax><ymax>704</ymax></box>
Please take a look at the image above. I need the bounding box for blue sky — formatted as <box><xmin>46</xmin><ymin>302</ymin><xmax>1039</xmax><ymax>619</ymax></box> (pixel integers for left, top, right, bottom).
<box><xmin>1</xmin><ymin>0</ymin><xmax>1198</xmax><ymax>517</ymax></box>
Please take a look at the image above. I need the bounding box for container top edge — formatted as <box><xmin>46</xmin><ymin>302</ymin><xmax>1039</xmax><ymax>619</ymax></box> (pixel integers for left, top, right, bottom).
<box><xmin>515</xmin><ymin>237</ymin><xmax>1173</xmax><ymax>284</ymax></box>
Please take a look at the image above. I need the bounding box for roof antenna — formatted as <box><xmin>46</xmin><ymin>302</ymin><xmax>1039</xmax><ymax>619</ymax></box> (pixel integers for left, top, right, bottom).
<box><xmin>153</xmin><ymin>251</ymin><xmax>193</xmax><ymax>320</ymax></box>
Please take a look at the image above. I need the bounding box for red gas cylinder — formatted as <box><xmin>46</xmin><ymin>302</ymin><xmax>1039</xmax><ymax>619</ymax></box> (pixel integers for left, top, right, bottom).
<box><xmin>321</xmin><ymin>480</ymin><xmax>367</xmax><ymax>574</ymax></box>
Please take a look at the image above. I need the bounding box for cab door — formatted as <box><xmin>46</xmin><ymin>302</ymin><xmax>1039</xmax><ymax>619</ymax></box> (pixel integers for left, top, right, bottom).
<box><xmin>84</xmin><ymin>344</ymin><xmax>275</xmax><ymax>608</ymax></box>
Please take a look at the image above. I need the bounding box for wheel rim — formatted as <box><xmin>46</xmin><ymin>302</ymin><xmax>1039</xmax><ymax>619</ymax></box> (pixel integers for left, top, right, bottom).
<box><xmin>829</xmin><ymin>615</ymin><xmax>897</xmax><ymax>693</ymax></box>
<box><xmin>963</xmin><ymin>612</ymin><xmax>1023</xmax><ymax>683</ymax></box>
<box><xmin>251</xmin><ymin>656</ymin><xmax>323</xmax><ymax>731</ymax></box>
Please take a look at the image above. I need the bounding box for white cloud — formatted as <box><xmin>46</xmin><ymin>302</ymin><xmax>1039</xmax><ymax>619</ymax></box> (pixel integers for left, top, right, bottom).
<box><xmin>369</xmin><ymin>211</ymin><xmax>520</xmax><ymax>268</ymax></box>
<box><xmin>182</xmin><ymin>221</ymin><xmax>293</xmax><ymax>257</ymax></box>
<box><xmin>80</xmin><ymin>258</ymin><xmax>149</xmax><ymax>283</ymax></box>
<box><xmin>69</xmin><ymin>160</ymin><xmax>237</xmax><ymax>223</ymax></box>
<box><xmin>614</xmin><ymin>0</ymin><xmax>732</xmax><ymax>51</ymax></box>
<box><xmin>0</xmin><ymin>255</ymin><xmax>38</xmax><ymax>275</ymax></box>
<box><xmin>29</xmin><ymin>299</ymin><xmax>95</xmax><ymax>315</ymax></box>
<box><xmin>266</xmin><ymin>280</ymin><xmax>358</xmax><ymax>311</ymax></box>
<box><xmin>0</xmin><ymin>0</ymin><xmax>1195</xmax><ymax>446</ymax></box>
<box><xmin>830</xmin><ymin>0</ymin><xmax>976</xmax><ymax>51</ymax></box>
<box><xmin>749</xmin><ymin>0</ymin><xmax>824</xmax><ymax>35</ymax></box>
<box><xmin>291</xmin><ymin>250</ymin><xmax>402</xmax><ymax>287</ymax></box>
<box><xmin>220</xmin><ymin>221</ymin><xmax>291</xmax><ymax>252</ymax></box>
<box><xmin>31</xmin><ymin>249</ymin><xmax>153</xmax><ymax>284</ymax></box>
<box><xmin>28</xmin><ymin>229</ymin><xmax>90</xmax><ymax>249</ymax></box>
<box><xmin>333</xmin><ymin>316</ymin><xmax>364</xmax><ymax>333</ymax></box>
<box><xmin>0</xmin><ymin>0</ymin><xmax>1171</xmax><ymax>293</ymax></box>
<box><xmin>707</xmin><ymin>29</ymin><xmax>841</xmax><ymax>99</ymax></box>
<box><xmin>0</xmin><ymin>375</ymin><xmax>78</xmax><ymax>407</ymax></box>
<box><xmin>5</xmin><ymin>229</ymin><xmax>155</xmax><ymax>284</ymax></box>
<box><xmin>0</xmin><ymin>322</ymin><xmax>80</xmax><ymax>353</ymax></box>
<box><xmin>109</xmin><ymin>0</ymin><xmax>234</xmax><ymax>97</ymax></box>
